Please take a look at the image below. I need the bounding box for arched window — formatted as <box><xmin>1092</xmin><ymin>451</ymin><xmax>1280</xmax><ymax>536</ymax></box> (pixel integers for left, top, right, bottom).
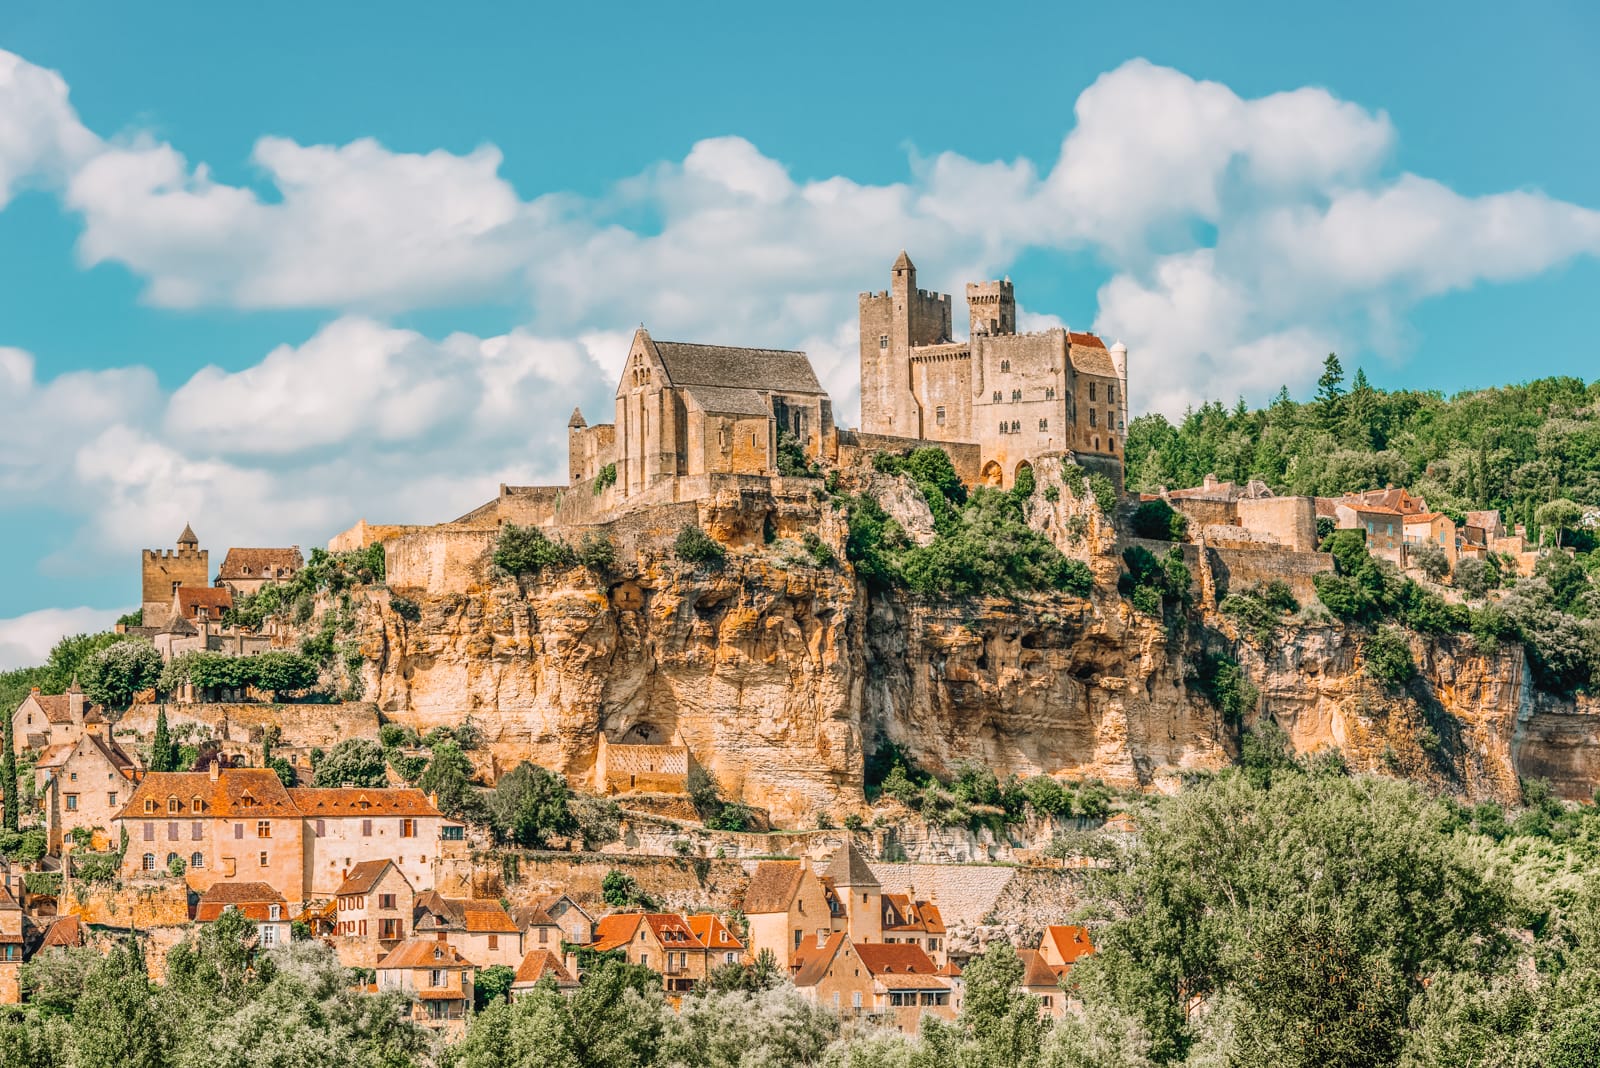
<box><xmin>1010</xmin><ymin>421</ymin><xmax>1020</xmax><ymax>433</ymax></box>
<box><xmin>1000</xmin><ymin>359</ymin><xmax>1010</xmax><ymax>372</ymax></box>
<box><xmin>142</xmin><ymin>853</ymin><xmax>156</xmax><ymax>872</ymax></box>
<box><xmin>166</xmin><ymin>853</ymin><xmax>179</xmax><ymax>869</ymax></box>
<box><xmin>190</xmin><ymin>852</ymin><xmax>204</xmax><ymax>869</ymax></box>
<box><xmin>992</xmin><ymin>390</ymin><xmax>1002</xmax><ymax>403</ymax></box>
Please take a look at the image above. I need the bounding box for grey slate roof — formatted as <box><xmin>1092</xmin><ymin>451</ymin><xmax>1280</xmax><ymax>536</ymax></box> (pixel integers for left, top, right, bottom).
<box><xmin>823</xmin><ymin>841</ymin><xmax>879</xmax><ymax>888</ymax></box>
<box><xmin>681</xmin><ymin>384</ymin><xmax>771</xmax><ymax>418</ymax></box>
<box><xmin>652</xmin><ymin>340</ymin><xmax>824</xmax><ymax>395</ymax></box>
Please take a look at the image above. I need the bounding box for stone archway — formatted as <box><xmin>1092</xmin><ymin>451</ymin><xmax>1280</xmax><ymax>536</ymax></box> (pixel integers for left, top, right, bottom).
<box><xmin>1013</xmin><ymin>460</ymin><xmax>1033</xmax><ymax>487</ymax></box>
<box><xmin>981</xmin><ymin>460</ymin><xmax>1004</xmax><ymax>487</ymax></box>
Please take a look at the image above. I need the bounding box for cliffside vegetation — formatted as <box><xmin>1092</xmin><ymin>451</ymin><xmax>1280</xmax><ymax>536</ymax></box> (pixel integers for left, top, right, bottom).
<box><xmin>1125</xmin><ymin>360</ymin><xmax>1600</xmax><ymax>548</ymax></box>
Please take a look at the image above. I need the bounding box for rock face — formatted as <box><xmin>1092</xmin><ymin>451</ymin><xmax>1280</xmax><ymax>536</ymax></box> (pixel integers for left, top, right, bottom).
<box><xmin>362</xmin><ymin>476</ymin><xmax>1600</xmax><ymax>822</ymax></box>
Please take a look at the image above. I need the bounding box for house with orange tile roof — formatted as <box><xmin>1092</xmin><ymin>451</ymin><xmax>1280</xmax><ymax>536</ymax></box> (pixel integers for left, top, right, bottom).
<box><xmin>742</xmin><ymin>845</ymin><xmax>877</xmax><ymax>969</ymax></box>
<box><xmin>376</xmin><ymin>938</ymin><xmax>476</xmax><ymax>1033</ymax></box>
<box><xmin>37</xmin><ymin>915</ymin><xmax>85</xmax><ymax>953</ymax></box>
<box><xmin>35</xmin><ymin>729</ymin><xmax>139</xmax><ymax>853</ymax></box>
<box><xmin>1017</xmin><ymin>948</ymin><xmax>1069</xmax><ymax>1018</ymax></box>
<box><xmin>879</xmin><ymin>894</ymin><xmax>947</xmax><ymax>967</ymax></box>
<box><xmin>1039</xmin><ymin>924</ymin><xmax>1096</xmax><ymax>977</ymax></box>
<box><xmin>587</xmin><ymin>912</ymin><xmax>709</xmax><ymax>994</ymax></box>
<box><xmin>791</xmin><ymin>934</ymin><xmax>954</xmax><ymax>1033</ymax></box>
<box><xmin>687</xmin><ymin>913</ymin><xmax>746</xmax><ymax>968</ymax></box>
<box><xmin>11</xmin><ymin>681</ymin><xmax>106</xmax><ymax>753</ymax></box>
<box><xmin>290</xmin><ymin>786</ymin><xmax>457</xmax><ymax>897</ymax></box>
<box><xmin>196</xmin><ymin>880</ymin><xmax>292</xmax><ymax>948</ymax></box>
<box><xmin>413</xmin><ymin>892</ymin><xmax>522</xmax><ymax>968</ymax></box>
<box><xmin>114</xmin><ymin>764</ymin><xmax>307</xmax><ymax>906</ymax></box>
<box><xmin>172</xmin><ymin>585</ymin><xmax>233</xmax><ymax>627</ymax></box>
<box><xmin>510</xmin><ymin>948</ymin><xmax>579</xmax><ymax>998</ymax></box>
<box><xmin>1402</xmin><ymin>512</ymin><xmax>1458</xmax><ymax>571</ymax></box>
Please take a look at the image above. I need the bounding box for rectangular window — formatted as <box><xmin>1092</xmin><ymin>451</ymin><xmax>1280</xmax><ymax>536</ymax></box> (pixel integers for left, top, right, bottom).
<box><xmin>257</xmin><ymin>820</ymin><xmax>271</xmax><ymax>838</ymax></box>
<box><xmin>992</xmin><ymin>390</ymin><xmax>1002</xmax><ymax>403</ymax></box>
<box><xmin>259</xmin><ymin>851</ymin><xmax>268</xmax><ymax>867</ymax></box>
<box><xmin>379</xmin><ymin>893</ymin><xmax>396</xmax><ymax>910</ymax></box>
<box><xmin>539</xmin><ymin>927</ymin><xmax>549</xmax><ymax>944</ymax></box>
<box><xmin>935</xmin><ymin>406</ymin><xmax>945</xmax><ymax>427</ymax></box>
<box><xmin>400</xmin><ymin>819</ymin><xmax>416</xmax><ymax>838</ymax></box>
<box><xmin>234</xmin><ymin>823</ymin><xmax>244</xmax><ymax>839</ymax></box>
<box><xmin>1089</xmin><ymin>383</ymin><xmax>1097</xmax><ymax>401</ymax></box>
<box><xmin>362</xmin><ymin>819</ymin><xmax>373</xmax><ymax>837</ymax></box>
<box><xmin>853</xmin><ymin>991</ymin><xmax>863</xmax><ymax>1009</ymax></box>
<box><xmin>441</xmin><ymin>825</ymin><xmax>464</xmax><ymax>841</ymax></box>
<box><xmin>192</xmin><ymin>822</ymin><xmax>203</xmax><ymax>840</ymax></box>
<box><xmin>108</xmin><ymin>792</ymin><xmax>117</xmax><ymax>806</ymax></box>
<box><xmin>260</xmin><ymin>925</ymin><xmax>275</xmax><ymax>946</ymax></box>
<box><xmin>168</xmin><ymin>822</ymin><xmax>178</xmax><ymax>841</ymax></box>
<box><xmin>488</xmin><ymin>934</ymin><xmax>499</xmax><ymax>950</ymax></box>
<box><xmin>1089</xmin><ymin>410</ymin><xmax>1097</xmax><ymax>427</ymax></box>
<box><xmin>315</xmin><ymin>819</ymin><xmax>325</xmax><ymax>837</ymax></box>
<box><xmin>380</xmin><ymin>918</ymin><xmax>403</xmax><ymax>940</ymax></box>
<box><xmin>430</xmin><ymin>969</ymin><xmax>446</xmax><ymax>988</ymax></box>
<box><xmin>794</xmin><ymin>930</ymin><xmax>803</xmax><ymax>950</ymax></box>
<box><xmin>65</xmin><ymin>794</ymin><xmax>78</xmax><ymax>811</ymax></box>
<box><xmin>143</xmin><ymin>822</ymin><xmax>154</xmax><ymax>841</ymax></box>
<box><xmin>1039</xmin><ymin>419</ymin><xmax>1048</xmax><ymax>431</ymax></box>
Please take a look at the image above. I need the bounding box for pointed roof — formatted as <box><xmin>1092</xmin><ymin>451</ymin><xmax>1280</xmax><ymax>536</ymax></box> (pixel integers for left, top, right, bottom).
<box><xmin>823</xmin><ymin>841</ymin><xmax>878</xmax><ymax>888</ymax></box>
<box><xmin>512</xmin><ymin>948</ymin><xmax>578</xmax><ymax>988</ymax></box>
<box><xmin>178</xmin><ymin>523</ymin><xmax>199</xmax><ymax>547</ymax></box>
<box><xmin>568</xmin><ymin>407</ymin><xmax>587</xmax><ymax>429</ymax></box>
<box><xmin>892</xmin><ymin>250</ymin><xmax>914</xmax><ymax>272</ymax></box>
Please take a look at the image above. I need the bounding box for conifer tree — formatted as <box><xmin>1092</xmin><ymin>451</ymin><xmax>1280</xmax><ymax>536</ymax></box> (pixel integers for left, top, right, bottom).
<box><xmin>1</xmin><ymin>702</ymin><xmax>16</xmax><ymax>832</ymax></box>
<box><xmin>150</xmin><ymin>707</ymin><xmax>174</xmax><ymax>773</ymax></box>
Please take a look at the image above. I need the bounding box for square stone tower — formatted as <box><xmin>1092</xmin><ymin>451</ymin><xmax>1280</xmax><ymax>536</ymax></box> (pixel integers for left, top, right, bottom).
<box><xmin>858</xmin><ymin>251</ymin><xmax>952</xmax><ymax>437</ymax></box>
<box><xmin>141</xmin><ymin>524</ymin><xmax>208</xmax><ymax>628</ymax></box>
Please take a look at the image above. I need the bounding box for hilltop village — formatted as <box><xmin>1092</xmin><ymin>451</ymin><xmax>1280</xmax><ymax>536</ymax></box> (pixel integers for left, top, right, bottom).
<box><xmin>0</xmin><ymin>252</ymin><xmax>1588</xmax><ymax>1035</ymax></box>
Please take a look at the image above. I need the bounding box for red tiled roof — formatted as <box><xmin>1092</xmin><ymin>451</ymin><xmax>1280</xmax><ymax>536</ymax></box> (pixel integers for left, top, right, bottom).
<box><xmin>175</xmin><ymin>586</ymin><xmax>233</xmax><ymax>620</ymax></box>
<box><xmin>462</xmin><ymin>901</ymin><xmax>518</xmax><ymax>934</ymax></box>
<box><xmin>1068</xmin><ymin>331</ymin><xmax>1106</xmax><ymax>349</ymax></box>
<box><xmin>217</xmin><ymin>548</ymin><xmax>304</xmax><ymax>581</ymax></box>
<box><xmin>644</xmin><ymin>913</ymin><xmax>703</xmax><ymax>948</ymax></box>
<box><xmin>335</xmin><ymin>860</ymin><xmax>398</xmax><ymax>897</ymax></box>
<box><xmin>791</xmin><ymin>931</ymin><xmax>847</xmax><ymax>988</ymax></box>
<box><xmin>854</xmin><ymin>942</ymin><xmax>939</xmax><ymax>976</ymax></box>
<box><xmin>289</xmin><ymin>788</ymin><xmax>443</xmax><ymax>818</ymax></box>
<box><xmin>687</xmin><ymin>914</ymin><xmax>744</xmax><ymax>951</ymax></box>
<box><xmin>19</xmin><ymin>689</ymin><xmax>103</xmax><ymax>726</ymax></box>
<box><xmin>1044</xmin><ymin>925</ymin><xmax>1096</xmax><ymax>965</ymax></box>
<box><xmin>116</xmin><ymin>768</ymin><xmax>297</xmax><ymax>820</ymax></box>
<box><xmin>512</xmin><ymin>948</ymin><xmax>578</xmax><ymax>988</ymax></box>
<box><xmin>874</xmin><ymin>972</ymin><xmax>951</xmax><ymax>990</ymax></box>
<box><xmin>588</xmin><ymin>913</ymin><xmax>643</xmax><ymax>952</ymax></box>
<box><xmin>377</xmin><ymin>938</ymin><xmax>474</xmax><ymax>970</ymax></box>
<box><xmin>40</xmin><ymin>915</ymin><xmax>84</xmax><ymax>948</ymax></box>
<box><xmin>742</xmin><ymin>861</ymin><xmax>804</xmax><ymax>915</ymax></box>
<box><xmin>196</xmin><ymin>881</ymin><xmax>286</xmax><ymax>921</ymax></box>
<box><xmin>881</xmin><ymin>895</ymin><xmax>945</xmax><ymax>935</ymax></box>
<box><xmin>1017</xmin><ymin>948</ymin><xmax>1060</xmax><ymax>989</ymax></box>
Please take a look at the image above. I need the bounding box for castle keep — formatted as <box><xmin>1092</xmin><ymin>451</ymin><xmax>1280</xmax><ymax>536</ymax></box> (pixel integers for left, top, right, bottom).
<box><xmin>859</xmin><ymin>252</ymin><xmax>1128</xmax><ymax>488</ymax></box>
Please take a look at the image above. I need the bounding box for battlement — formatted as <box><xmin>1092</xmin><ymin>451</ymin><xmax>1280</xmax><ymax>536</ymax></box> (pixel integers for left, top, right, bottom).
<box><xmin>144</xmin><ymin>548</ymin><xmax>205</xmax><ymax>560</ymax></box>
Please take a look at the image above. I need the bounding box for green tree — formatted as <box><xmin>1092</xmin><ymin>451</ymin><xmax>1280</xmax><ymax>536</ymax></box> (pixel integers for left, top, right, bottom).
<box><xmin>418</xmin><ymin>741</ymin><xmax>480</xmax><ymax>819</ymax></box>
<box><xmin>81</xmin><ymin>640</ymin><xmax>162</xmax><ymax>710</ymax></box>
<box><xmin>475</xmin><ymin>963</ymin><xmax>515</xmax><ymax>1009</ymax></box>
<box><xmin>310</xmin><ymin>738</ymin><xmax>388</xmax><ymax>788</ymax></box>
<box><xmin>1</xmin><ymin>692</ymin><xmax>16</xmax><ymax>833</ymax></box>
<box><xmin>488</xmin><ymin>762</ymin><xmax>577</xmax><ymax>848</ymax></box>
<box><xmin>674</xmin><ymin>524</ymin><xmax>726</xmax><ymax>564</ymax></box>
<box><xmin>493</xmin><ymin>524</ymin><xmax>576</xmax><ymax>576</ymax></box>
<box><xmin>71</xmin><ymin>940</ymin><xmax>165</xmax><ymax>1068</ymax></box>
<box><xmin>149</xmin><ymin>707</ymin><xmax>176</xmax><ymax>773</ymax></box>
<box><xmin>1536</xmin><ymin>498</ymin><xmax>1585</xmax><ymax>548</ymax></box>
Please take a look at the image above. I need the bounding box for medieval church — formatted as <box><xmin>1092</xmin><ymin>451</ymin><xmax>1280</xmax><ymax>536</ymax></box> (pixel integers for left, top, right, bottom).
<box><xmin>566</xmin><ymin>252</ymin><xmax>1128</xmax><ymax>497</ymax></box>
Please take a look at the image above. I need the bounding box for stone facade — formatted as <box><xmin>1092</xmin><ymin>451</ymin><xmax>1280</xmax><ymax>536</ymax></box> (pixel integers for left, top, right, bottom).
<box><xmin>859</xmin><ymin>253</ymin><xmax>1128</xmax><ymax>489</ymax></box>
<box><xmin>141</xmin><ymin>525</ymin><xmax>209</xmax><ymax>628</ymax></box>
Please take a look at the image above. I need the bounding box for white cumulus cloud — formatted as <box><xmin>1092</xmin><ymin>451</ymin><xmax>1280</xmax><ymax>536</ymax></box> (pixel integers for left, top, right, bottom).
<box><xmin>0</xmin><ymin>606</ymin><xmax>123</xmax><ymax>670</ymax></box>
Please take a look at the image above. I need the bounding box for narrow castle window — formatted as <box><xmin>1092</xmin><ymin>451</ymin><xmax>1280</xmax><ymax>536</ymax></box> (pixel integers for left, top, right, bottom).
<box><xmin>935</xmin><ymin>406</ymin><xmax>946</xmax><ymax>427</ymax></box>
<box><xmin>1011</xmin><ymin>421</ymin><xmax>1020</xmax><ymax>433</ymax></box>
<box><xmin>999</xmin><ymin>422</ymin><xmax>1007</xmax><ymax>435</ymax></box>
<box><xmin>1011</xmin><ymin>390</ymin><xmax>1021</xmax><ymax>402</ymax></box>
<box><xmin>1109</xmin><ymin>384</ymin><xmax>1118</xmax><ymax>404</ymax></box>
<box><xmin>1090</xmin><ymin>411</ymin><xmax>1097</xmax><ymax>427</ymax></box>
<box><xmin>1109</xmin><ymin>436</ymin><xmax>1117</xmax><ymax>451</ymax></box>
<box><xmin>1095</xmin><ymin>437</ymin><xmax>1101</xmax><ymax>450</ymax></box>
<box><xmin>1039</xmin><ymin>419</ymin><xmax>1048</xmax><ymax>431</ymax></box>
<box><xmin>1089</xmin><ymin>383</ymin><xmax>1097</xmax><ymax>401</ymax></box>
<box><xmin>1045</xmin><ymin>387</ymin><xmax>1055</xmax><ymax>400</ymax></box>
<box><xmin>992</xmin><ymin>391</ymin><xmax>1002</xmax><ymax>403</ymax></box>
<box><xmin>879</xmin><ymin>334</ymin><xmax>888</xmax><ymax>350</ymax></box>
<box><xmin>1000</xmin><ymin>359</ymin><xmax>1010</xmax><ymax>372</ymax></box>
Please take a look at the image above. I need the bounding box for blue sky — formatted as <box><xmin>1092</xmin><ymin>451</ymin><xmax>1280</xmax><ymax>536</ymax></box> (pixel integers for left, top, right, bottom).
<box><xmin>1</xmin><ymin>0</ymin><xmax>1597</xmax><ymax>663</ymax></box>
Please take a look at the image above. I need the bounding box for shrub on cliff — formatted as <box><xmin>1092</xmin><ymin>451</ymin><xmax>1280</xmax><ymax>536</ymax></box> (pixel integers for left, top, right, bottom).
<box><xmin>1364</xmin><ymin>625</ymin><xmax>1416</xmax><ymax>688</ymax></box>
<box><xmin>1131</xmin><ymin>499</ymin><xmax>1188</xmax><ymax>541</ymax></box>
<box><xmin>576</xmin><ymin>531</ymin><xmax>618</xmax><ymax>571</ymax></box>
<box><xmin>900</xmin><ymin>487</ymin><xmax>1094</xmax><ymax>598</ymax></box>
<box><xmin>674</xmin><ymin>524</ymin><xmax>725</xmax><ymax>564</ymax></box>
<box><xmin>488</xmin><ymin>762</ymin><xmax>577</xmax><ymax>848</ymax></box>
<box><xmin>493</xmin><ymin>523</ymin><xmax>576</xmax><ymax>576</ymax></box>
<box><xmin>775</xmin><ymin>432</ymin><xmax>820</xmax><ymax>478</ymax></box>
<box><xmin>1119</xmin><ymin>545</ymin><xmax>1191</xmax><ymax>617</ymax></box>
<box><xmin>1193</xmin><ymin>651</ymin><xmax>1259</xmax><ymax>725</ymax></box>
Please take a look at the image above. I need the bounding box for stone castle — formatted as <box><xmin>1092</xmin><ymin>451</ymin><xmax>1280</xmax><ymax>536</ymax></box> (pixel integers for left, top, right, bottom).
<box><xmin>558</xmin><ymin>251</ymin><xmax>1128</xmax><ymax>508</ymax></box>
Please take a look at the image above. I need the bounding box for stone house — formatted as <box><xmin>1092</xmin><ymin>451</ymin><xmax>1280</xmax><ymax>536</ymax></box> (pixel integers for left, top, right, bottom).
<box><xmin>35</xmin><ymin>730</ymin><xmax>140</xmax><ymax>853</ymax></box>
<box><xmin>216</xmin><ymin>547</ymin><xmax>304</xmax><ymax>598</ymax></box>
<box><xmin>1016</xmin><ymin>948</ymin><xmax>1069</xmax><ymax>1019</ymax></box>
<box><xmin>1337</xmin><ymin>504</ymin><xmax>1407</xmax><ymax>565</ymax></box>
<box><xmin>687</xmin><ymin>914</ymin><xmax>746</xmax><ymax>968</ymax></box>
<box><xmin>289</xmin><ymin>787</ymin><xmax>456</xmax><ymax>898</ymax></box>
<box><xmin>376</xmin><ymin>938</ymin><xmax>476</xmax><ymax>1033</ymax></box>
<box><xmin>334</xmin><ymin>859</ymin><xmax>415</xmax><ymax>946</ymax></box>
<box><xmin>824</xmin><ymin>842</ymin><xmax>883</xmax><ymax>943</ymax></box>
<box><xmin>879</xmin><ymin>894</ymin><xmax>947</xmax><ymax>968</ymax></box>
<box><xmin>0</xmin><ymin>885</ymin><xmax>22</xmax><ymax>1004</ymax></box>
<box><xmin>412</xmin><ymin>892</ymin><xmax>522</xmax><ymax>968</ymax></box>
<box><xmin>196</xmin><ymin>881</ymin><xmax>292</xmax><ymax>949</ymax></box>
<box><xmin>791</xmin><ymin>934</ymin><xmax>954</xmax><ymax>1033</ymax></box>
<box><xmin>588</xmin><ymin>912</ymin><xmax>709</xmax><ymax>995</ymax></box>
<box><xmin>12</xmin><ymin>682</ymin><xmax>105</xmax><ymax>753</ymax></box>
<box><xmin>510</xmin><ymin>899</ymin><xmax>573</xmax><ymax>958</ymax></box>
<box><xmin>171</xmin><ymin>585</ymin><xmax>233</xmax><ymax>627</ymax></box>
<box><xmin>859</xmin><ymin>252</ymin><xmax>1127</xmax><ymax>490</ymax></box>
<box><xmin>37</xmin><ymin>915</ymin><xmax>85</xmax><ymax>953</ymax></box>
<box><xmin>742</xmin><ymin>857</ymin><xmax>843</xmax><ymax>968</ymax></box>
<box><xmin>509</xmin><ymin>948</ymin><xmax>579</xmax><ymax>998</ymax></box>
<box><xmin>1403</xmin><ymin>512</ymin><xmax>1458</xmax><ymax>571</ymax></box>
<box><xmin>115</xmin><ymin>765</ymin><xmax>307</xmax><ymax>907</ymax></box>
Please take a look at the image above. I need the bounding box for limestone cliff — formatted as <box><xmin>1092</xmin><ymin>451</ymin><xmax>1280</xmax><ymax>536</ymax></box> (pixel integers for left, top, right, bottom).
<box><xmin>357</xmin><ymin>470</ymin><xmax>1600</xmax><ymax>823</ymax></box>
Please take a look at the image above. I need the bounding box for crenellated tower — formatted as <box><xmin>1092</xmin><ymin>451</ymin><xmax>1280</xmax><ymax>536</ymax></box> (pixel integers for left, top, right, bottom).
<box><xmin>140</xmin><ymin>523</ymin><xmax>208</xmax><ymax>629</ymax></box>
<box><xmin>858</xmin><ymin>251</ymin><xmax>952</xmax><ymax>437</ymax></box>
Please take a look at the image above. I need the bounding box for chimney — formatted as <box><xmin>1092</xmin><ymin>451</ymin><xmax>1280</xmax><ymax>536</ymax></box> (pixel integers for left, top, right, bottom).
<box><xmin>209</xmin><ymin>759</ymin><xmax>221</xmax><ymax>781</ymax></box>
<box><xmin>30</xmin><ymin>686</ymin><xmax>39</xmax><ymax>695</ymax></box>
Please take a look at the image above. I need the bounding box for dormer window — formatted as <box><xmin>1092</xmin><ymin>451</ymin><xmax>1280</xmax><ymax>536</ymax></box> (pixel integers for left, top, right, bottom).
<box><xmin>167</xmin><ymin>796</ymin><xmax>180</xmax><ymax>814</ymax></box>
<box><xmin>144</xmin><ymin>799</ymin><xmax>156</xmax><ymax>814</ymax></box>
<box><xmin>191</xmin><ymin>796</ymin><xmax>202</xmax><ymax>813</ymax></box>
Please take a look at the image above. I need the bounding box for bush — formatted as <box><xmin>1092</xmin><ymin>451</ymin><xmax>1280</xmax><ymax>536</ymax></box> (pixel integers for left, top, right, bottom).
<box><xmin>601</xmin><ymin>869</ymin><xmax>652</xmax><ymax>909</ymax></box>
<box><xmin>1411</xmin><ymin>540</ymin><xmax>1451</xmax><ymax>582</ymax></box>
<box><xmin>592</xmin><ymin>463</ymin><xmax>617</xmax><ymax>494</ymax></box>
<box><xmin>1119</xmin><ymin>545</ymin><xmax>1191</xmax><ymax>616</ymax></box>
<box><xmin>775</xmin><ymin>432</ymin><xmax>820</xmax><ymax>478</ymax></box>
<box><xmin>1194</xmin><ymin>651</ymin><xmax>1259</xmax><ymax>724</ymax></box>
<box><xmin>576</xmin><ymin>532</ymin><xmax>618</xmax><ymax>571</ymax></box>
<box><xmin>1454</xmin><ymin>556</ymin><xmax>1494</xmax><ymax>600</ymax></box>
<box><xmin>674</xmin><ymin>524</ymin><xmax>726</xmax><ymax>564</ymax></box>
<box><xmin>1022</xmin><ymin>775</ymin><xmax>1074</xmax><ymax>817</ymax></box>
<box><xmin>167</xmin><ymin>854</ymin><xmax>187</xmax><ymax>877</ymax></box>
<box><xmin>389</xmin><ymin>595</ymin><xmax>421</xmax><ymax>623</ymax></box>
<box><xmin>800</xmin><ymin>531</ymin><xmax>835</xmax><ymax>567</ymax></box>
<box><xmin>1011</xmin><ymin>464</ymin><xmax>1036</xmax><ymax>499</ymax></box>
<box><xmin>1089</xmin><ymin>472</ymin><xmax>1118</xmax><ymax>514</ymax></box>
<box><xmin>1131</xmin><ymin>499</ymin><xmax>1188</xmax><ymax>541</ymax></box>
<box><xmin>1220</xmin><ymin>581</ymin><xmax>1299</xmax><ymax>644</ymax></box>
<box><xmin>312</xmin><ymin>738</ymin><xmax>389</xmax><ymax>788</ymax></box>
<box><xmin>1365</xmin><ymin>626</ymin><xmax>1416</xmax><ymax>688</ymax></box>
<box><xmin>494</xmin><ymin>524</ymin><xmax>575</xmax><ymax>576</ymax></box>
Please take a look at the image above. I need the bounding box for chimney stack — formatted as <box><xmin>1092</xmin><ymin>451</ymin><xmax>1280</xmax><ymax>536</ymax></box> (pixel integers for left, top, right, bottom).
<box><xmin>209</xmin><ymin>759</ymin><xmax>222</xmax><ymax>781</ymax></box>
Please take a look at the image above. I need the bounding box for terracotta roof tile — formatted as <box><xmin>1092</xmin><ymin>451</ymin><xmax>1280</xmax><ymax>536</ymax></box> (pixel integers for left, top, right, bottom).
<box><xmin>462</xmin><ymin>901</ymin><xmax>518</xmax><ymax>934</ymax></box>
<box><xmin>40</xmin><ymin>915</ymin><xmax>84</xmax><ymax>948</ymax></box>
<box><xmin>686</xmin><ymin>914</ymin><xmax>744</xmax><ymax>951</ymax></box>
<box><xmin>644</xmin><ymin>913</ymin><xmax>703</xmax><ymax>948</ymax></box>
<box><xmin>196</xmin><ymin>881</ymin><xmax>286</xmax><ymax>921</ymax></box>
<box><xmin>378</xmin><ymin>939</ymin><xmax>475</xmax><ymax>970</ymax></box>
<box><xmin>117</xmin><ymin>768</ymin><xmax>297</xmax><ymax>820</ymax></box>
<box><xmin>175</xmin><ymin>587</ymin><xmax>233</xmax><ymax>620</ymax></box>
<box><xmin>217</xmin><ymin>548</ymin><xmax>305</xmax><ymax>581</ymax></box>
<box><xmin>854</xmin><ymin>942</ymin><xmax>939</xmax><ymax>976</ymax></box>
<box><xmin>589</xmin><ymin>913</ymin><xmax>643</xmax><ymax>952</ymax></box>
<box><xmin>335</xmin><ymin>860</ymin><xmax>398</xmax><ymax>897</ymax></box>
<box><xmin>1045</xmin><ymin>925</ymin><xmax>1096</xmax><ymax>965</ymax></box>
<box><xmin>1017</xmin><ymin>948</ymin><xmax>1060</xmax><ymax>988</ymax></box>
<box><xmin>791</xmin><ymin>931</ymin><xmax>847</xmax><ymax>988</ymax></box>
<box><xmin>743</xmin><ymin>861</ymin><xmax>804</xmax><ymax>915</ymax></box>
<box><xmin>512</xmin><ymin>948</ymin><xmax>578</xmax><ymax>988</ymax></box>
<box><xmin>288</xmin><ymin>788</ymin><xmax>443</xmax><ymax>818</ymax></box>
